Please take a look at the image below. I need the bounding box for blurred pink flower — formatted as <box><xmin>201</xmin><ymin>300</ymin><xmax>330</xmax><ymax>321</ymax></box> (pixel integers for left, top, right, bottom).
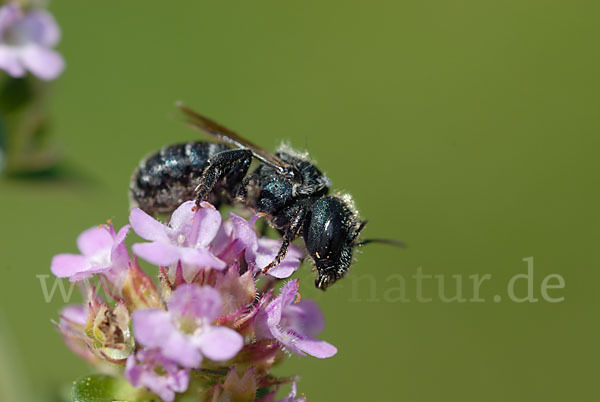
<box><xmin>0</xmin><ymin>3</ymin><xmax>64</xmax><ymax>80</ymax></box>
<box><xmin>125</xmin><ymin>349</ymin><xmax>189</xmax><ymax>402</ymax></box>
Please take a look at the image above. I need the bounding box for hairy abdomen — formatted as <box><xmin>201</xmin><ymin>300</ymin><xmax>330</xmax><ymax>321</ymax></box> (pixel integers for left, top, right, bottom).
<box><xmin>130</xmin><ymin>142</ymin><xmax>228</xmax><ymax>215</ymax></box>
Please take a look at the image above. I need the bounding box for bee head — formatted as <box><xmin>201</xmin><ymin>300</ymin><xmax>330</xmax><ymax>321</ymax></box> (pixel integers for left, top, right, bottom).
<box><xmin>302</xmin><ymin>195</ymin><xmax>364</xmax><ymax>290</ymax></box>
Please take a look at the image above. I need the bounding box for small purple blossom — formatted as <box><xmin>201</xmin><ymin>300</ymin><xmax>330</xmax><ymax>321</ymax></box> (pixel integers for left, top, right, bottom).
<box><xmin>132</xmin><ymin>284</ymin><xmax>244</xmax><ymax>368</ymax></box>
<box><xmin>125</xmin><ymin>349</ymin><xmax>189</xmax><ymax>402</ymax></box>
<box><xmin>130</xmin><ymin>201</ymin><xmax>226</xmax><ymax>280</ymax></box>
<box><xmin>0</xmin><ymin>3</ymin><xmax>64</xmax><ymax>80</ymax></box>
<box><xmin>256</xmin><ymin>279</ymin><xmax>337</xmax><ymax>358</ymax></box>
<box><xmin>51</xmin><ymin>222</ymin><xmax>130</xmax><ymax>282</ymax></box>
<box><xmin>219</xmin><ymin>213</ymin><xmax>303</xmax><ymax>278</ymax></box>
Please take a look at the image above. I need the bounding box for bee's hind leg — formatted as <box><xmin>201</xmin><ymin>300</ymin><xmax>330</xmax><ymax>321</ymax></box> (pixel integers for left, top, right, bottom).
<box><xmin>193</xmin><ymin>149</ymin><xmax>253</xmax><ymax>207</ymax></box>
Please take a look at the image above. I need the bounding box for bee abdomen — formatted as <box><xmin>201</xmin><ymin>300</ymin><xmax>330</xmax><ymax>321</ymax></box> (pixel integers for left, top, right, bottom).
<box><xmin>130</xmin><ymin>141</ymin><xmax>228</xmax><ymax>215</ymax></box>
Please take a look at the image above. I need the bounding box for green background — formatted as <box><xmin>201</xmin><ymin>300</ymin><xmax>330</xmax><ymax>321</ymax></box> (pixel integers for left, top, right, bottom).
<box><xmin>1</xmin><ymin>1</ymin><xmax>598</xmax><ymax>401</ymax></box>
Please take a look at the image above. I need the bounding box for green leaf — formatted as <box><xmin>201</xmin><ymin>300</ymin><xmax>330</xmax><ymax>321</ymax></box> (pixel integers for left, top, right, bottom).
<box><xmin>71</xmin><ymin>374</ymin><xmax>157</xmax><ymax>402</ymax></box>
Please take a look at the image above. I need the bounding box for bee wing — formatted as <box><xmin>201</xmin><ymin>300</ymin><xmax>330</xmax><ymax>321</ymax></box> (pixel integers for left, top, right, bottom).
<box><xmin>177</xmin><ymin>103</ymin><xmax>294</xmax><ymax>176</ymax></box>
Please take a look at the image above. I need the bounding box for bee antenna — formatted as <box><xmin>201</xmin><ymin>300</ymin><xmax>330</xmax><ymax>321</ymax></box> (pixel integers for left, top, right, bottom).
<box><xmin>357</xmin><ymin>238</ymin><xmax>405</xmax><ymax>248</ymax></box>
<box><xmin>353</xmin><ymin>221</ymin><xmax>404</xmax><ymax>248</ymax></box>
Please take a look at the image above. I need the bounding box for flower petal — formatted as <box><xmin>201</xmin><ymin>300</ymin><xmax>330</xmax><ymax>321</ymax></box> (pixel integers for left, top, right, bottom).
<box><xmin>179</xmin><ymin>247</ymin><xmax>226</xmax><ymax>270</ymax></box>
<box><xmin>263</xmin><ymin>298</ymin><xmax>283</xmax><ymax>331</ymax></box>
<box><xmin>196</xmin><ymin>326</ymin><xmax>244</xmax><ymax>361</ymax></box>
<box><xmin>59</xmin><ymin>304</ymin><xmax>87</xmax><ymax>326</ymax></box>
<box><xmin>211</xmin><ymin>219</ymin><xmax>233</xmax><ymax>257</ymax></box>
<box><xmin>76</xmin><ymin>226</ymin><xmax>113</xmax><ymax>257</ymax></box>
<box><xmin>19</xmin><ymin>44</ymin><xmax>64</xmax><ymax>80</ymax></box>
<box><xmin>22</xmin><ymin>10</ymin><xmax>61</xmax><ymax>47</ymax></box>
<box><xmin>167</xmin><ymin>284</ymin><xmax>222</xmax><ymax>322</ymax></box>
<box><xmin>125</xmin><ymin>355</ymin><xmax>142</xmax><ymax>385</ymax></box>
<box><xmin>109</xmin><ymin>224</ymin><xmax>131</xmax><ymax>269</ymax></box>
<box><xmin>132</xmin><ymin>241</ymin><xmax>181</xmax><ymax>266</ymax></box>
<box><xmin>50</xmin><ymin>254</ymin><xmax>89</xmax><ymax>278</ymax></box>
<box><xmin>283</xmin><ymin>299</ymin><xmax>325</xmax><ymax>336</ymax></box>
<box><xmin>114</xmin><ymin>224</ymin><xmax>131</xmax><ymax>245</ymax></box>
<box><xmin>279</xmin><ymin>279</ymin><xmax>300</xmax><ymax>308</ymax></box>
<box><xmin>129</xmin><ymin>208</ymin><xmax>169</xmax><ymax>242</ymax></box>
<box><xmin>230</xmin><ymin>213</ymin><xmax>259</xmax><ymax>254</ymax></box>
<box><xmin>264</xmin><ymin>264</ymin><xmax>296</xmax><ymax>279</ymax></box>
<box><xmin>69</xmin><ymin>265</ymin><xmax>110</xmax><ymax>282</ymax></box>
<box><xmin>0</xmin><ymin>45</ymin><xmax>25</xmax><ymax>77</ymax></box>
<box><xmin>0</xmin><ymin>4</ymin><xmax>21</xmax><ymax>32</ymax></box>
<box><xmin>187</xmin><ymin>202</ymin><xmax>222</xmax><ymax>247</ymax></box>
<box><xmin>254</xmin><ymin>308</ymin><xmax>273</xmax><ymax>340</ymax></box>
<box><xmin>125</xmin><ymin>351</ymin><xmax>190</xmax><ymax>402</ymax></box>
<box><xmin>167</xmin><ymin>364</ymin><xmax>190</xmax><ymax>393</ymax></box>
<box><xmin>256</xmin><ymin>239</ymin><xmax>303</xmax><ymax>278</ymax></box>
<box><xmin>152</xmin><ymin>383</ymin><xmax>177</xmax><ymax>402</ymax></box>
<box><xmin>293</xmin><ymin>335</ymin><xmax>337</xmax><ymax>358</ymax></box>
<box><xmin>161</xmin><ymin>331</ymin><xmax>202</xmax><ymax>368</ymax></box>
<box><xmin>168</xmin><ymin>201</ymin><xmax>196</xmax><ymax>237</ymax></box>
<box><xmin>132</xmin><ymin>309</ymin><xmax>174</xmax><ymax>348</ymax></box>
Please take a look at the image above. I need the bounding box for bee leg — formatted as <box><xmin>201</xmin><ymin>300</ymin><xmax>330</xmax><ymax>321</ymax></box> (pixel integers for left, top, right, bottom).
<box><xmin>193</xmin><ymin>149</ymin><xmax>253</xmax><ymax>207</ymax></box>
<box><xmin>262</xmin><ymin>208</ymin><xmax>306</xmax><ymax>273</ymax></box>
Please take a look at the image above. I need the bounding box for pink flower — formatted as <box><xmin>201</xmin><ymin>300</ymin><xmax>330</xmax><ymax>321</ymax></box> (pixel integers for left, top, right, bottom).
<box><xmin>256</xmin><ymin>279</ymin><xmax>337</xmax><ymax>358</ymax></box>
<box><xmin>51</xmin><ymin>222</ymin><xmax>130</xmax><ymax>282</ymax></box>
<box><xmin>131</xmin><ymin>284</ymin><xmax>244</xmax><ymax>368</ymax></box>
<box><xmin>49</xmin><ymin>199</ymin><xmax>333</xmax><ymax>401</ymax></box>
<box><xmin>217</xmin><ymin>213</ymin><xmax>303</xmax><ymax>278</ymax></box>
<box><xmin>130</xmin><ymin>201</ymin><xmax>226</xmax><ymax>280</ymax></box>
<box><xmin>125</xmin><ymin>349</ymin><xmax>189</xmax><ymax>402</ymax></box>
<box><xmin>0</xmin><ymin>3</ymin><xmax>64</xmax><ymax>80</ymax></box>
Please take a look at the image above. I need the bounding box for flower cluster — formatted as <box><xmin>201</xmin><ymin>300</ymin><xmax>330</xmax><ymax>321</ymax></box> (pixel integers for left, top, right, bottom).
<box><xmin>51</xmin><ymin>201</ymin><xmax>335</xmax><ymax>401</ymax></box>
